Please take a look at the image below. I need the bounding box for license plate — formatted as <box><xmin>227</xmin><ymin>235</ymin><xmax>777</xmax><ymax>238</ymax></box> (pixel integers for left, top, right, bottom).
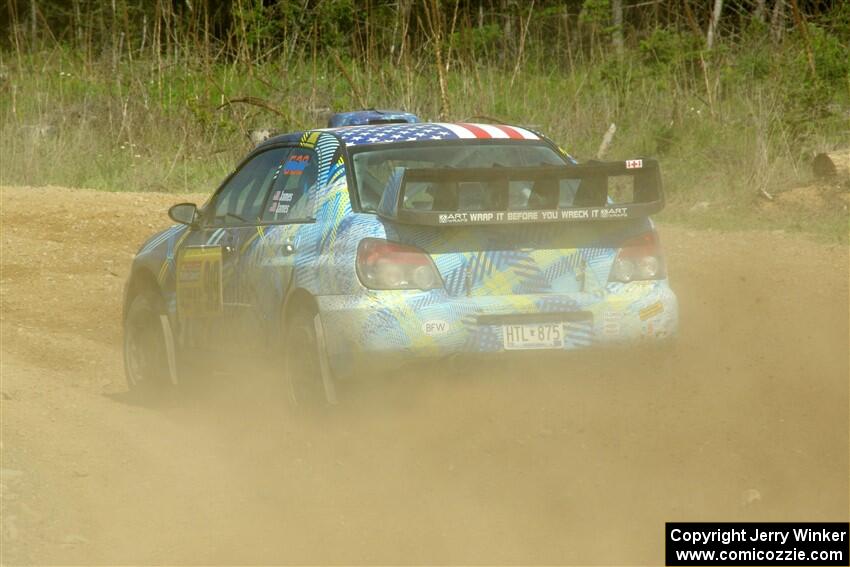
<box><xmin>502</xmin><ymin>323</ymin><xmax>564</xmax><ymax>350</ymax></box>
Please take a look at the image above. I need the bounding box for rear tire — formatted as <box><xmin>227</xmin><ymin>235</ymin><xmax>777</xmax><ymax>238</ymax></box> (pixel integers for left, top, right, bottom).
<box><xmin>123</xmin><ymin>289</ymin><xmax>174</xmax><ymax>399</ymax></box>
<box><xmin>285</xmin><ymin>308</ymin><xmax>336</xmax><ymax>408</ymax></box>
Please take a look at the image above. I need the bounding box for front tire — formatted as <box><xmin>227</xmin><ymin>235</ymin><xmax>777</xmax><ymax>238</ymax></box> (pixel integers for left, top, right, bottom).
<box><xmin>123</xmin><ymin>289</ymin><xmax>174</xmax><ymax>398</ymax></box>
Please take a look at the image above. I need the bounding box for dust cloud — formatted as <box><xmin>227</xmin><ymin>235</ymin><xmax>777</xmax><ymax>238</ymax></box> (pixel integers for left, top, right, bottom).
<box><xmin>1</xmin><ymin>185</ymin><xmax>848</xmax><ymax>564</ymax></box>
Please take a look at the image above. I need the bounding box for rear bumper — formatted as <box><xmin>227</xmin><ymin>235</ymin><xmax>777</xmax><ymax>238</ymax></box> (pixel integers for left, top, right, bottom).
<box><xmin>317</xmin><ymin>281</ymin><xmax>678</xmax><ymax>379</ymax></box>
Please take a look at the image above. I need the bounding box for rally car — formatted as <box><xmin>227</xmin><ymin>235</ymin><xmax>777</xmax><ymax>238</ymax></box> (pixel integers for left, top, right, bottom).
<box><xmin>123</xmin><ymin>117</ymin><xmax>678</xmax><ymax>404</ymax></box>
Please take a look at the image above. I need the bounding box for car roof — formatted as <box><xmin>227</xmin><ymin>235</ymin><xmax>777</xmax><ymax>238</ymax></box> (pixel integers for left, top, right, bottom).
<box><xmin>258</xmin><ymin>122</ymin><xmax>543</xmax><ymax>151</ymax></box>
<box><xmin>330</xmin><ymin>122</ymin><xmax>542</xmax><ymax>147</ymax></box>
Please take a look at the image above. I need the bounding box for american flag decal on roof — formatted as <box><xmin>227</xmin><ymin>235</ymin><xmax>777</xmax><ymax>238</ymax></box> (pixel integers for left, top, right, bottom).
<box><xmin>333</xmin><ymin>122</ymin><xmax>540</xmax><ymax>146</ymax></box>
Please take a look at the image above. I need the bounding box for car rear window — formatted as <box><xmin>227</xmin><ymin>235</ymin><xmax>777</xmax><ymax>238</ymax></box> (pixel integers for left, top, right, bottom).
<box><xmin>351</xmin><ymin>142</ymin><xmax>568</xmax><ymax>212</ymax></box>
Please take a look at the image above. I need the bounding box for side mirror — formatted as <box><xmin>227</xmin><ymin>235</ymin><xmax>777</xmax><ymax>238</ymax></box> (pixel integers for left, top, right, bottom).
<box><xmin>168</xmin><ymin>202</ymin><xmax>198</xmax><ymax>226</ymax></box>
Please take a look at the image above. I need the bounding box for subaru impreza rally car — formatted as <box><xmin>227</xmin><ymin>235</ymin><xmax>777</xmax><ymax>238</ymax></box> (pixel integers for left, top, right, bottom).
<box><xmin>123</xmin><ymin>119</ymin><xmax>678</xmax><ymax>404</ymax></box>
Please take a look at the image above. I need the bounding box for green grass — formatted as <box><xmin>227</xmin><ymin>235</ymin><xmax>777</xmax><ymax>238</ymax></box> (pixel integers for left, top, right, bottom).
<box><xmin>1</xmin><ymin>40</ymin><xmax>847</xmax><ymax>241</ymax></box>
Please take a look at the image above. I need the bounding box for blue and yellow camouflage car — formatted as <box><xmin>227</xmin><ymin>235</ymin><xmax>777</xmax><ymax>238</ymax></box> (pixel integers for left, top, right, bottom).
<box><xmin>123</xmin><ymin>116</ymin><xmax>678</xmax><ymax>404</ymax></box>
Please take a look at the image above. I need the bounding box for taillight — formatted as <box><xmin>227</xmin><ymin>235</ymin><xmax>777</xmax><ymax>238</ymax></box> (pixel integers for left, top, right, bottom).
<box><xmin>356</xmin><ymin>238</ymin><xmax>443</xmax><ymax>290</ymax></box>
<box><xmin>608</xmin><ymin>230</ymin><xmax>666</xmax><ymax>283</ymax></box>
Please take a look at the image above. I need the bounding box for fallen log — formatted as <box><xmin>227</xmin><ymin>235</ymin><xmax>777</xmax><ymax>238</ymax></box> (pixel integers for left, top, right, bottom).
<box><xmin>812</xmin><ymin>149</ymin><xmax>850</xmax><ymax>179</ymax></box>
<box><xmin>596</xmin><ymin>123</ymin><xmax>617</xmax><ymax>160</ymax></box>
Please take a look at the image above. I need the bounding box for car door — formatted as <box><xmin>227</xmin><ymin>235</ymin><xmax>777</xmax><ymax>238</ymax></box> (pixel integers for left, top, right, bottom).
<box><xmin>175</xmin><ymin>146</ymin><xmax>289</xmax><ymax>353</ymax></box>
<box><xmin>235</xmin><ymin>145</ymin><xmax>321</xmax><ymax>350</ymax></box>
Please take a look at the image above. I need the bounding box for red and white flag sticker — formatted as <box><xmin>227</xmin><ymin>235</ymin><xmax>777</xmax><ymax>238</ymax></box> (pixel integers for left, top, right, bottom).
<box><xmin>625</xmin><ymin>159</ymin><xmax>643</xmax><ymax>169</ymax></box>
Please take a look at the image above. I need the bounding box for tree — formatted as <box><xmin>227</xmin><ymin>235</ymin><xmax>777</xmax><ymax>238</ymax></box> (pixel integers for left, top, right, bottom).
<box><xmin>706</xmin><ymin>0</ymin><xmax>724</xmax><ymax>50</ymax></box>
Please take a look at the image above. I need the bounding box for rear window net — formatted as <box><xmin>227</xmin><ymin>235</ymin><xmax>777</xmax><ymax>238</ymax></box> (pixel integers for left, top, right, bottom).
<box><xmin>377</xmin><ymin>159</ymin><xmax>664</xmax><ymax>226</ymax></box>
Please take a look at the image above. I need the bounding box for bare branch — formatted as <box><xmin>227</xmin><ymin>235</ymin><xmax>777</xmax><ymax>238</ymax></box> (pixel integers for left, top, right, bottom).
<box><xmin>216</xmin><ymin>97</ymin><xmax>285</xmax><ymax>118</ymax></box>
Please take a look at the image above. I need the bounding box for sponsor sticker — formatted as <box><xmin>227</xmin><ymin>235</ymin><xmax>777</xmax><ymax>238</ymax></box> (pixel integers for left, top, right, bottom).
<box><xmin>176</xmin><ymin>246</ymin><xmax>223</xmax><ymax>317</ymax></box>
<box><xmin>434</xmin><ymin>207</ymin><xmax>630</xmax><ymax>225</ymax></box>
<box><xmin>422</xmin><ymin>320</ymin><xmax>450</xmax><ymax>336</ymax></box>
<box><xmin>283</xmin><ymin>154</ymin><xmax>310</xmax><ymax>175</ymax></box>
<box><xmin>639</xmin><ymin>301</ymin><xmax>664</xmax><ymax>321</ymax></box>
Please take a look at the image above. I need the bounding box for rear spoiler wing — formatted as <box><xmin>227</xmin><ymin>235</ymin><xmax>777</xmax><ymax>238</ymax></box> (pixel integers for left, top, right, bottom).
<box><xmin>376</xmin><ymin>159</ymin><xmax>664</xmax><ymax>226</ymax></box>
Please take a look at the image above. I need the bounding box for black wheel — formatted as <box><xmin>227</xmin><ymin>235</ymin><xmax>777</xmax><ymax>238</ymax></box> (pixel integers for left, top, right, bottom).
<box><xmin>123</xmin><ymin>289</ymin><xmax>174</xmax><ymax>397</ymax></box>
<box><xmin>285</xmin><ymin>308</ymin><xmax>336</xmax><ymax>408</ymax></box>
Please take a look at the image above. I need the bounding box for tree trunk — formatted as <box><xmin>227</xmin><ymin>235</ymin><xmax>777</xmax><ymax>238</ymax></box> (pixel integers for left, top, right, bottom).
<box><xmin>502</xmin><ymin>0</ymin><xmax>512</xmax><ymax>63</ymax></box>
<box><xmin>788</xmin><ymin>0</ymin><xmax>815</xmax><ymax>75</ymax></box>
<box><xmin>753</xmin><ymin>0</ymin><xmax>766</xmax><ymax>23</ymax></box>
<box><xmin>29</xmin><ymin>0</ymin><xmax>37</xmax><ymax>47</ymax></box>
<box><xmin>72</xmin><ymin>0</ymin><xmax>82</xmax><ymax>49</ymax></box>
<box><xmin>612</xmin><ymin>0</ymin><xmax>623</xmax><ymax>56</ymax></box>
<box><xmin>706</xmin><ymin>0</ymin><xmax>724</xmax><ymax>50</ymax></box>
<box><xmin>424</xmin><ymin>0</ymin><xmax>451</xmax><ymax>120</ymax></box>
<box><xmin>771</xmin><ymin>0</ymin><xmax>785</xmax><ymax>42</ymax></box>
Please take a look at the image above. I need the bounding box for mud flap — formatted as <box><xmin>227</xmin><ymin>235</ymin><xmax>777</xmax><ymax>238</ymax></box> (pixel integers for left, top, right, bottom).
<box><xmin>159</xmin><ymin>315</ymin><xmax>179</xmax><ymax>386</ymax></box>
<box><xmin>313</xmin><ymin>313</ymin><xmax>338</xmax><ymax>405</ymax></box>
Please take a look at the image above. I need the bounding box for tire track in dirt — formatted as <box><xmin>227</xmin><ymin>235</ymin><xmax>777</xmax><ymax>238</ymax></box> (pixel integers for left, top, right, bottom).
<box><xmin>1</xmin><ymin>185</ymin><xmax>848</xmax><ymax>564</ymax></box>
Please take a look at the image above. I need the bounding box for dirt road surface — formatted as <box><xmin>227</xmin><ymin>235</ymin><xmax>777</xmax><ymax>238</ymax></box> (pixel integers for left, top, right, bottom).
<box><xmin>1</xmin><ymin>185</ymin><xmax>848</xmax><ymax>565</ymax></box>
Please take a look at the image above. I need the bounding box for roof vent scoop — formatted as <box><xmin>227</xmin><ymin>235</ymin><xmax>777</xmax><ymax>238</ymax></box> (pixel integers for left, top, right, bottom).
<box><xmin>328</xmin><ymin>109</ymin><xmax>420</xmax><ymax>128</ymax></box>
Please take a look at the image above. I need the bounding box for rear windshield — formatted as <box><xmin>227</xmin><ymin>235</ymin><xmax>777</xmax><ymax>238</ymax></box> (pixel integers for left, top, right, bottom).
<box><xmin>351</xmin><ymin>142</ymin><xmax>569</xmax><ymax>212</ymax></box>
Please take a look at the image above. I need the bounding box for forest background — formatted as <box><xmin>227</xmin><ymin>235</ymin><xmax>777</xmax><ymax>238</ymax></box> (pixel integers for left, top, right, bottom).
<box><xmin>1</xmin><ymin>0</ymin><xmax>848</xmax><ymax>239</ymax></box>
